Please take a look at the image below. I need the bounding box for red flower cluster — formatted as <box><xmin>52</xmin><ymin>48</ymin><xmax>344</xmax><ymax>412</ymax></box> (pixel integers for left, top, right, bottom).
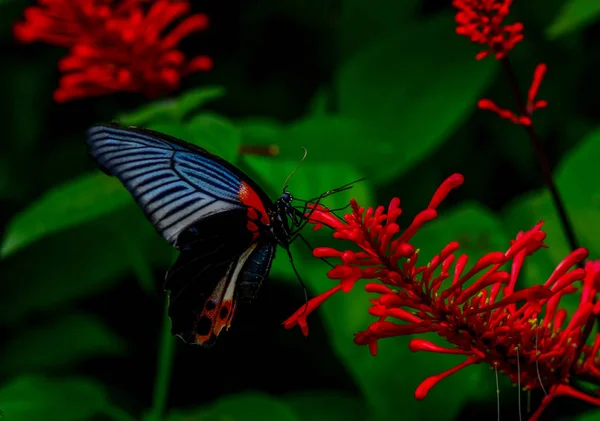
<box><xmin>479</xmin><ymin>63</ymin><xmax>548</xmax><ymax>126</ymax></box>
<box><xmin>13</xmin><ymin>0</ymin><xmax>212</xmax><ymax>102</ymax></box>
<box><xmin>453</xmin><ymin>0</ymin><xmax>524</xmax><ymax>60</ymax></box>
<box><xmin>453</xmin><ymin>1</ymin><xmax>548</xmax><ymax>126</ymax></box>
<box><xmin>284</xmin><ymin>174</ymin><xmax>600</xmax><ymax>421</ymax></box>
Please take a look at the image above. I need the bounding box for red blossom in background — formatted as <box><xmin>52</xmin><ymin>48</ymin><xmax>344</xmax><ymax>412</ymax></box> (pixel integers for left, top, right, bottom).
<box><xmin>284</xmin><ymin>174</ymin><xmax>600</xmax><ymax>421</ymax></box>
<box><xmin>478</xmin><ymin>63</ymin><xmax>548</xmax><ymax>126</ymax></box>
<box><xmin>453</xmin><ymin>0</ymin><xmax>524</xmax><ymax>60</ymax></box>
<box><xmin>13</xmin><ymin>0</ymin><xmax>212</xmax><ymax>102</ymax></box>
<box><xmin>453</xmin><ymin>1</ymin><xmax>549</xmax><ymax>126</ymax></box>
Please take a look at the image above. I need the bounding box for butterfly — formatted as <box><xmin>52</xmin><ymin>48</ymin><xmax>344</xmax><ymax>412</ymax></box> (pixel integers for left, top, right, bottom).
<box><xmin>85</xmin><ymin>123</ymin><xmax>354</xmax><ymax>347</ymax></box>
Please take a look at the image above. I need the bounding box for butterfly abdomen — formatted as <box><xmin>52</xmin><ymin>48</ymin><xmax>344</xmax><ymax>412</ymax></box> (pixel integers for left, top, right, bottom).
<box><xmin>239</xmin><ymin>242</ymin><xmax>276</xmax><ymax>302</ymax></box>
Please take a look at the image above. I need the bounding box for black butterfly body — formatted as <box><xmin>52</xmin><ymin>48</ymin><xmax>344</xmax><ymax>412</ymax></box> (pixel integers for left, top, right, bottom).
<box><xmin>86</xmin><ymin>123</ymin><xmax>301</xmax><ymax>347</ymax></box>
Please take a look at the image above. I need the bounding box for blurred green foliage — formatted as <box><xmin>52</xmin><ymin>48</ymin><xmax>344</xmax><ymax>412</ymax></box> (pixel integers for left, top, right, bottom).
<box><xmin>2</xmin><ymin>0</ymin><xmax>600</xmax><ymax>421</ymax></box>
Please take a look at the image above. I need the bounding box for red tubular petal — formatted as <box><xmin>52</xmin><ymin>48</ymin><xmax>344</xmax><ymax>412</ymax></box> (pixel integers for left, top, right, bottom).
<box><xmin>455</xmin><ymin>271</ymin><xmax>509</xmax><ymax>305</ymax></box>
<box><xmin>441</xmin><ymin>241</ymin><xmax>460</xmax><ymax>258</ymax></box>
<box><xmin>415</xmin><ymin>356</ymin><xmax>480</xmax><ymax>400</ymax></box>
<box><xmin>550</xmin><ymin>268</ymin><xmax>586</xmax><ymax>293</ymax></box>
<box><xmin>365</xmin><ymin>283</ymin><xmax>393</xmax><ymax>294</ymax></box>
<box><xmin>368</xmin><ymin>340</ymin><xmax>378</xmax><ymax>356</ymax></box>
<box><xmin>505</xmin><ymin>247</ymin><xmax>526</xmax><ymax>300</ymax></box>
<box><xmin>553</xmin><ymin>308</ymin><xmax>567</xmax><ymax>332</ymax></box>
<box><xmin>552</xmin><ymin>383</ymin><xmax>600</xmax><ymax>408</ymax></box>
<box><xmin>396</xmin><ymin>209</ymin><xmax>437</xmax><ymax>244</ymax></box>
<box><xmin>313</xmin><ymin>247</ymin><xmax>343</xmax><ymax>258</ymax></box>
<box><xmin>506</xmin><ymin>222</ymin><xmax>546</xmax><ymax>257</ymax></box>
<box><xmin>390</xmin><ymin>242</ymin><xmax>415</xmax><ymax>259</ymax></box>
<box><xmin>528</xmin><ymin>63</ymin><xmax>547</xmax><ymax>106</ymax></box>
<box><xmin>444</xmin><ymin>253</ymin><xmax>505</xmax><ymax>299</ymax></box>
<box><xmin>427</xmin><ymin>173</ymin><xmax>464</xmax><ymax>209</ymax></box>
<box><xmin>366</xmin><ymin>320</ymin><xmax>432</xmax><ymax>338</ymax></box>
<box><xmin>186</xmin><ymin>56</ymin><xmax>213</xmax><ymax>72</ymax></box>
<box><xmin>382</xmin><ymin>308</ymin><xmax>423</xmax><ymax>324</ymax></box>
<box><xmin>452</xmin><ymin>254</ymin><xmax>469</xmax><ymax>286</ymax></box>
<box><xmin>594</xmin><ymin>301</ymin><xmax>600</xmax><ymax>316</ymax></box>
<box><xmin>409</xmin><ymin>339</ymin><xmax>469</xmax><ymax>354</ymax></box>
<box><xmin>463</xmin><ymin>252</ymin><xmax>506</xmax><ymax>279</ymax></box>
<box><xmin>386</xmin><ymin>198</ymin><xmax>401</xmax><ymax>222</ymax></box>
<box><xmin>543</xmin><ymin>248</ymin><xmax>588</xmax><ymax>288</ymax></box>
<box><xmin>564</xmin><ymin>302</ymin><xmax>593</xmax><ymax>334</ymax></box>
<box><xmin>161</xmin><ymin>13</ymin><xmax>209</xmax><ymax>49</ymax></box>
<box><xmin>282</xmin><ymin>284</ymin><xmax>342</xmax><ymax>335</ymax></box>
<box><xmin>305</xmin><ymin>205</ymin><xmax>346</xmax><ymax>229</ymax></box>
<box><xmin>528</xmin><ymin>388</ymin><xmax>556</xmax><ymax>421</ymax></box>
<box><xmin>473</xmin><ymin>285</ymin><xmax>552</xmax><ymax>314</ymax></box>
<box><xmin>582</xmin><ymin>260</ymin><xmax>600</xmax><ymax>303</ymax></box>
<box><xmin>340</xmin><ymin>266</ymin><xmax>363</xmax><ymax>292</ymax></box>
<box><xmin>327</xmin><ymin>265</ymin><xmax>353</xmax><ymax>279</ymax></box>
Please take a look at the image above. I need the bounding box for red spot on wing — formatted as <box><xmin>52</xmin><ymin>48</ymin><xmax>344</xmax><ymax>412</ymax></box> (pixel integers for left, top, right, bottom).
<box><xmin>193</xmin><ymin>277</ymin><xmax>237</xmax><ymax>346</ymax></box>
<box><xmin>239</xmin><ymin>181</ymin><xmax>270</xmax><ymax>240</ymax></box>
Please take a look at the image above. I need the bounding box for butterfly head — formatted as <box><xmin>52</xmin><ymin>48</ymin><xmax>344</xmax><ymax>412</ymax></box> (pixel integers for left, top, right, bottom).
<box><xmin>269</xmin><ymin>191</ymin><xmax>296</xmax><ymax>247</ymax></box>
<box><xmin>280</xmin><ymin>191</ymin><xmax>293</xmax><ymax>205</ymax></box>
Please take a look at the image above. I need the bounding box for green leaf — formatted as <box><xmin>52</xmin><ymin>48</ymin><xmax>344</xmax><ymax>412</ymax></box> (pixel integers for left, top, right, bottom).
<box><xmin>0</xmin><ymin>314</ymin><xmax>127</xmax><ymax>375</ymax></box>
<box><xmin>0</xmin><ymin>376</ymin><xmax>110</xmax><ymax>421</ymax></box>
<box><xmin>236</xmin><ymin>117</ymin><xmax>284</xmax><ymax>146</ymax></box>
<box><xmin>306</xmin><ymin>88</ymin><xmax>330</xmax><ymax>116</ymax></box>
<box><xmin>0</xmin><ymin>206</ymin><xmax>171</xmax><ymax>324</ymax></box>
<box><xmin>269</xmin><ymin>115</ymin><xmax>388</xmax><ymax>179</ymax></box>
<box><xmin>0</xmin><ymin>172</ymin><xmax>133</xmax><ymax>257</ymax></box>
<box><xmin>546</xmin><ymin>0</ymin><xmax>600</xmax><ymax>39</ymax></box>
<box><xmin>185</xmin><ymin>113</ymin><xmax>242</xmax><ymax>162</ymax></box>
<box><xmin>336</xmin><ymin>12</ymin><xmax>496</xmax><ymax>182</ymax></box>
<box><xmin>296</xmin><ymin>202</ymin><xmax>504</xmax><ymax>421</ymax></box>
<box><xmin>568</xmin><ymin>409</ymin><xmax>600</xmax><ymax>421</ymax></box>
<box><xmin>555</xmin><ymin>125</ymin><xmax>600</xmax><ymax>210</ymax></box>
<box><xmin>412</xmin><ymin>201</ymin><xmax>512</xmax><ymax>263</ymax></box>
<box><xmin>283</xmin><ymin>391</ymin><xmax>368</xmax><ymax>421</ymax></box>
<box><xmin>117</xmin><ymin>86</ymin><xmax>225</xmax><ymax>126</ymax></box>
<box><xmin>338</xmin><ymin>0</ymin><xmax>420</xmax><ymax>58</ymax></box>
<box><xmin>167</xmin><ymin>393</ymin><xmax>301</xmax><ymax>421</ymax></box>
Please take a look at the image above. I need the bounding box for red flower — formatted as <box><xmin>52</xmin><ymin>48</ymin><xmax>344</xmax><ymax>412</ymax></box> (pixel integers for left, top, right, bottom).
<box><xmin>453</xmin><ymin>0</ymin><xmax>524</xmax><ymax>60</ymax></box>
<box><xmin>284</xmin><ymin>174</ymin><xmax>600</xmax><ymax>420</ymax></box>
<box><xmin>13</xmin><ymin>0</ymin><xmax>212</xmax><ymax>102</ymax></box>
<box><xmin>478</xmin><ymin>63</ymin><xmax>548</xmax><ymax>126</ymax></box>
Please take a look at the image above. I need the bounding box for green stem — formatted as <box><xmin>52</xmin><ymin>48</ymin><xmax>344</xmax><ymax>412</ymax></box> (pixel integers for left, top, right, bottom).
<box><xmin>147</xmin><ymin>297</ymin><xmax>176</xmax><ymax>421</ymax></box>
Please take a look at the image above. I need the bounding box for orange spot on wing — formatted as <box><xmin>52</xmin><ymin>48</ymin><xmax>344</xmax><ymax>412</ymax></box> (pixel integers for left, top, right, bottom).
<box><xmin>239</xmin><ymin>181</ymin><xmax>270</xmax><ymax>225</ymax></box>
<box><xmin>192</xmin><ymin>273</ymin><xmax>238</xmax><ymax>346</ymax></box>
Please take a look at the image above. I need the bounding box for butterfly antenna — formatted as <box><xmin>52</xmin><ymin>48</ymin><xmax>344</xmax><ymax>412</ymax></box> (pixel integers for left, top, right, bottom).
<box><xmin>282</xmin><ymin>147</ymin><xmax>308</xmax><ymax>192</ymax></box>
<box><xmin>321</xmin><ymin>177</ymin><xmax>367</xmax><ymax>197</ymax></box>
<box><xmin>285</xmin><ymin>247</ymin><xmax>310</xmax><ymax>315</ymax></box>
<box><xmin>295</xmin><ymin>177</ymin><xmax>367</xmax><ymax>204</ymax></box>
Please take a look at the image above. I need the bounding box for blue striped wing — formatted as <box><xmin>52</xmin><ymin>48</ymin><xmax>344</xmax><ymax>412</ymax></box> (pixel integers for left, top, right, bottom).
<box><xmin>86</xmin><ymin>123</ymin><xmax>263</xmax><ymax>248</ymax></box>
